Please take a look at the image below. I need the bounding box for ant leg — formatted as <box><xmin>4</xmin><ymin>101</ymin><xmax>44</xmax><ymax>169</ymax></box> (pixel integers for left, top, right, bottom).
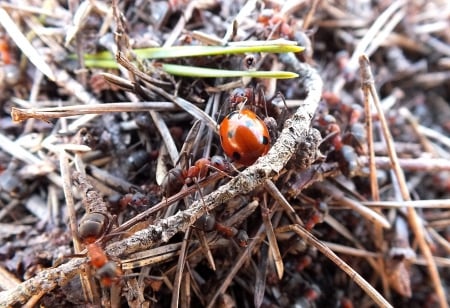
<box><xmin>193</xmin><ymin>178</ymin><xmax>209</xmax><ymax>214</ymax></box>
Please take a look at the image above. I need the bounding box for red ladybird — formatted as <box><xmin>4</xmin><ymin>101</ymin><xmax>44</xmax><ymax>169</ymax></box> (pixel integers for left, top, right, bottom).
<box><xmin>219</xmin><ymin>109</ymin><xmax>270</xmax><ymax>166</ymax></box>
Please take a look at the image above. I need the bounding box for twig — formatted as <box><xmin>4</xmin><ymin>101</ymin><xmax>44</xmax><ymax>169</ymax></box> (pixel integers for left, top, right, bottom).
<box><xmin>361</xmin><ymin>54</ymin><xmax>390</xmax><ymax>299</ymax></box>
<box><xmin>347</xmin><ymin>1</ymin><xmax>406</xmax><ymax>72</ymax></box>
<box><xmin>0</xmin><ymin>8</ymin><xmax>55</xmax><ymax>81</ymax></box>
<box><xmin>0</xmin><ymin>133</ymin><xmax>62</xmax><ymax>187</ymax></box>
<box><xmin>206</xmin><ymin>215</ymin><xmax>268</xmax><ymax>308</ymax></box>
<box><xmin>11</xmin><ymin>102</ymin><xmax>178</xmax><ymax>122</ymax></box>
<box><xmin>359</xmin><ymin>156</ymin><xmax>450</xmax><ymax>171</ymax></box>
<box><xmin>362</xmin><ymin>199</ymin><xmax>450</xmax><ymax>209</ymax></box>
<box><xmin>359</xmin><ymin>55</ymin><xmax>448</xmax><ymax>308</ymax></box>
<box><xmin>277</xmin><ymin>224</ymin><xmax>393</xmax><ymax>308</ymax></box>
<box><xmin>317</xmin><ymin>181</ymin><xmax>391</xmax><ymax>229</ymax></box>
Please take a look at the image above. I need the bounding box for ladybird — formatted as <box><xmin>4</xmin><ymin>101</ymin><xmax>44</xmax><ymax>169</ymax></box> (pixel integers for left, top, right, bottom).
<box><xmin>219</xmin><ymin>109</ymin><xmax>270</xmax><ymax>166</ymax></box>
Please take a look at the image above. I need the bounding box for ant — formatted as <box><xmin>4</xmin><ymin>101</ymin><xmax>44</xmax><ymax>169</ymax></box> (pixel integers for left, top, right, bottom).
<box><xmin>229</xmin><ymin>87</ymin><xmax>262</xmax><ymax>108</ymax></box>
<box><xmin>73</xmin><ymin>172</ymin><xmax>122</xmax><ymax>286</ymax></box>
<box><xmin>161</xmin><ymin>155</ymin><xmax>232</xmax><ymax>197</ymax></box>
<box><xmin>86</xmin><ymin>242</ymin><xmax>123</xmax><ymax>287</ymax></box>
<box><xmin>195</xmin><ymin>213</ymin><xmax>249</xmax><ymax>248</ymax></box>
<box><xmin>0</xmin><ymin>35</ymin><xmax>20</xmax><ymax>87</ymax></box>
<box><xmin>73</xmin><ymin>172</ymin><xmax>114</xmax><ymax>244</ymax></box>
<box><xmin>78</xmin><ymin>214</ymin><xmax>123</xmax><ymax>287</ymax></box>
<box><xmin>228</xmin><ymin>86</ymin><xmax>288</xmax><ymax>128</ymax></box>
<box><xmin>117</xmin><ymin>190</ymin><xmax>147</xmax><ymax>209</ymax></box>
<box><xmin>256</xmin><ymin>7</ymin><xmax>293</xmax><ymax>39</ymax></box>
<box><xmin>0</xmin><ymin>35</ymin><xmax>12</xmax><ymax>65</ymax></box>
<box><xmin>315</xmin><ymin>103</ymin><xmax>366</xmax><ymax>176</ymax></box>
<box><xmin>302</xmin><ymin>200</ymin><xmax>328</xmax><ymax>231</ymax></box>
<box><xmin>228</xmin><ymin>86</ymin><xmax>281</xmax><ymax>117</ymax></box>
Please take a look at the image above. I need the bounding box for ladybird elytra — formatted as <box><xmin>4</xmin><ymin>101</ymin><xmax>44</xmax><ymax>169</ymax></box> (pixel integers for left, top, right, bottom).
<box><xmin>219</xmin><ymin>109</ymin><xmax>270</xmax><ymax>166</ymax></box>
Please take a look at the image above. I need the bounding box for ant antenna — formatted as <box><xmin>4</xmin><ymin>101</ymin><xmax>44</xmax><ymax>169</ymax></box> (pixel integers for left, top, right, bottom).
<box><xmin>276</xmin><ymin>91</ymin><xmax>289</xmax><ymax>110</ymax></box>
<box><xmin>258</xmin><ymin>86</ymin><xmax>269</xmax><ymax>117</ymax></box>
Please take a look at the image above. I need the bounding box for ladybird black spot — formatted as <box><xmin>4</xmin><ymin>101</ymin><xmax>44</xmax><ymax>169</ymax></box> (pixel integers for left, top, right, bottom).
<box><xmin>232</xmin><ymin>152</ymin><xmax>241</xmax><ymax>160</ymax></box>
<box><xmin>262</xmin><ymin>136</ymin><xmax>269</xmax><ymax>145</ymax></box>
<box><xmin>228</xmin><ymin>131</ymin><xmax>234</xmax><ymax>138</ymax></box>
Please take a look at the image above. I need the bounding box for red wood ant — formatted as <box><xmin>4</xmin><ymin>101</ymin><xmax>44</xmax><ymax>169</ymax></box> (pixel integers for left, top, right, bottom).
<box><xmin>257</xmin><ymin>7</ymin><xmax>293</xmax><ymax>39</ymax></box>
<box><xmin>78</xmin><ymin>213</ymin><xmax>122</xmax><ymax>287</ymax></box>
<box><xmin>228</xmin><ymin>87</ymin><xmax>261</xmax><ymax>108</ymax></box>
<box><xmin>195</xmin><ymin>213</ymin><xmax>249</xmax><ymax>248</ymax></box>
<box><xmin>228</xmin><ymin>86</ymin><xmax>281</xmax><ymax>117</ymax></box>
<box><xmin>316</xmin><ymin>110</ymin><xmax>366</xmax><ymax>176</ymax></box>
<box><xmin>161</xmin><ymin>155</ymin><xmax>231</xmax><ymax>197</ymax></box>
<box><xmin>73</xmin><ymin>172</ymin><xmax>122</xmax><ymax>286</ymax></box>
<box><xmin>73</xmin><ymin>172</ymin><xmax>114</xmax><ymax>244</ymax></box>
<box><xmin>86</xmin><ymin>242</ymin><xmax>122</xmax><ymax>287</ymax></box>
<box><xmin>304</xmin><ymin>200</ymin><xmax>328</xmax><ymax>231</ymax></box>
<box><xmin>0</xmin><ymin>35</ymin><xmax>12</xmax><ymax>65</ymax></box>
<box><xmin>227</xmin><ymin>86</ymin><xmax>288</xmax><ymax>127</ymax></box>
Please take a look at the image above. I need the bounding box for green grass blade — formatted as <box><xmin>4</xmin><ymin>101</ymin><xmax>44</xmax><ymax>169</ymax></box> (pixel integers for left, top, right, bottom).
<box><xmin>82</xmin><ymin>42</ymin><xmax>304</xmax><ymax>61</ymax></box>
<box><xmin>133</xmin><ymin>44</ymin><xmax>304</xmax><ymax>59</ymax></box>
<box><xmin>83</xmin><ymin>59</ymin><xmax>119</xmax><ymax>69</ymax></box>
<box><xmin>161</xmin><ymin>64</ymin><xmax>299</xmax><ymax>79</ymax></box>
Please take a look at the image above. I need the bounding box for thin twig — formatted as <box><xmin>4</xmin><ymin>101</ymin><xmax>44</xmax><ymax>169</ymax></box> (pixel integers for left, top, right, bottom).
<box><xmin>11</xmin><ymin>102</ymin><xmax>177</xmax><ymax>122</ymax></box>
<box><xmin>360</xmin><ymin>54</ymin><xmax>448</xmax><ymax>308</ymax></box>
<box><xmin>277</xmin><ymin>224</ymin><xmax>393</xmax><ymax>308</ymax></box>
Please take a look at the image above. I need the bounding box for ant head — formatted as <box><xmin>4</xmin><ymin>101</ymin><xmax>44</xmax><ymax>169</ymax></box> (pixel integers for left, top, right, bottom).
<box><xmin>78</xmin><ymin>212</ymin><xmax>110</xmax><ymax>243</ymax></box>
<box><xmin>97</xmin><ymin>261</ymin><xmax>123</xmax><ymax>287</ymax></box>
<box><xmin>229</xmin><ymin>88</ymin><xmax>248</xmax><ymax>107</ymax></box>
<box><xmin>161</xmin><ymin>168</ymin><xmax>186</xmax><ymax>197</ymax></box>
<box><xmin>195</xmin><ymin>213</ymin><xmax>216</xmax><ymax>232</ymax></box>
<box><xmin>242</xmin><ymin>54</ymin><xmax>259</xmax><ymax>70</ymax></box>
<box><xmin>186</xmin><ymin>158</ymin><xmax>211</xmax><ymax>182</ymax></box>
<box><xmin>210</xmin><ymin>155</ymin><xmax>232</xmax><ymax>173</ymax></box>
<box><xmin>236</xmin><ymin>230</ymin><xmax>249</xmax><ymax>247</ymax></box>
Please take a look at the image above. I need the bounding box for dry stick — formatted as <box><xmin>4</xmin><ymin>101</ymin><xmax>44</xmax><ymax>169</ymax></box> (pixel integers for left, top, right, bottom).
<box><xmin>300</xmin><ymin>0</ymin><xmax>321</xmax><ymax>31</ymax></box>
<box><xmin>170</xmin><ymin>229</ymin><xmax>191</xmax><ymax>308</ymax></box>
<box><xmin>261</xmin><ymin>193</ymin><xmax>284</xmax><ymax>280</ymax></box>
<box><xmin>0</xmin><ymin>258</ymin><xmax>86</xmax><ymax>305</ymax></box>
<box><xmin>0</xmin><ymin>53</ymin><xmax>321</xmax><ymax>306</ymax></box>
<box><xmin>206</xmin><ymin>219</ymin><xmax>268</xmax><ymax>308</ymax></box>
<box><xmin>360</xmin><ymin>156</ymin><xmax>450</xmax><ymax>171</ymax></box>
<box><xmin>11</xmin><ymin>102</ymin><xmax>178</xmax><ymax>122</ymax></box>
<box><xmin>399</xmin><ymin>108</ymin><xmax>437</xmax><ymax>156</ymax></box>
<box><xmin>59</xmin><ymin>151</ymin><xmax>95</xmax><ymax>308</ymax></box>
<box><xmin>59</xmin><ymin>150</ymin><xmax>83</xmax><ymax>253</ymax></box>
<box><xmin>278</xmin><ymin>224</ymin><xmax>393</xmax><ymax>308</ymax></box>
<box><xmin>0</xmin><ymin>133</ymin><xmax>62</xmax><ymax>188</ymax></box>
<box><xmin>347</xmin><ymin>0</ymin><xmax>406</xmax><ymax>72</ymax></box>
<box><xmin>360</xmin><ymin>66</ymin><xmax>391</xmax><ymax>300</ymax></box>
<box><xmin>318</xmin><ymin>181</ymin><xmax>391</xmax><ymax>229</ymax></box>
<box><xmin>363</xmin><ymin>199</ymin><xmax>450</xmax><ymax>209</ymax></box>
<box><xmin>359</xmin><ymin>55</ymin><xmax>448</xmax><ymax>308</ymax></box>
